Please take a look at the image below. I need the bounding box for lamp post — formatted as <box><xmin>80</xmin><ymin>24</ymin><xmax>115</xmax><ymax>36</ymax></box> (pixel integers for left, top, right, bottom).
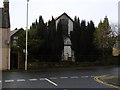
<box><xmin>25</xmin><ymin>0</ymin><xmax>29</xmax><ymax>70</ymax></box>
<box><xmin>17</xmin><ymin>46</ymin><xmax>20</xmax><ymax>69</ymax></box>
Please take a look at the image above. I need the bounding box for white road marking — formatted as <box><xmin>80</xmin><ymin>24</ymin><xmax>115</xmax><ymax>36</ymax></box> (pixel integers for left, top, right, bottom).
<box><xmin>70</xmin><ymin>76</ymin><xmax>79</xmax><ymax>79</ymax></box>
<box><xmin>17</xmin><ymin>79</ymin><xmax>25</xmax><ymax>82</ymax></box>
<box><xmin>50</xmin><ymin>77</ymin><xmax>57</xmax><ymax>80</ymax></box>
<box><xmin>91</xmin><ymin>76</ymin><xmax>95</xmax><ymax>78</ymax></box>
<box><xmin>81</xmin><ymin>76</ymin><xmax>89</xmax><ymax>78</ymax></box>
<box><xmin>60</xmin><ymin>77</ymin><xmax>68</xmax><ymax>79</ymax></box>
<box><xmin>45</xmin><ymin>78</ymin><xmax>58</xmax><ymax>86</ymax></box>
<box><xmin>84</xmin><ymin>76</ymin><xmax>89</xmax><ymax>78</ymax></box>
<box><xmin>81</xmin><ymin>76</ymin><xmax>84</xmax><ymax>78</ymax></box>
<box><xmin>29</xmin><ymin>79</ymin><xmax>37</xmax><ymax>81</ymax></box>
<box><xmin>40</xmin><ymin>78</ymin><xmax>45</xmax><ymax>81</ymax></box>
<box><xmin>2</xmin><ymin>75</ymin><xmax>92</xmax><ymax>84</ymax></box>
<box><xmin>5</xmin><ymin>80</ymin><xmax>14</xmax><ymax>83</ymax></box>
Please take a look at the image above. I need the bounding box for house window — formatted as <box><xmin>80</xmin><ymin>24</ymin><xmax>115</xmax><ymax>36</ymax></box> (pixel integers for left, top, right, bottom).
<box><xmin>13</xmin><ymin>36</ymin><xmax>18</xmax><ymax>40</ymax></box>
<box><xmin>13</xmin><ymin>40</ymin><xmax>17</xmax><ymax>45</ymax></box>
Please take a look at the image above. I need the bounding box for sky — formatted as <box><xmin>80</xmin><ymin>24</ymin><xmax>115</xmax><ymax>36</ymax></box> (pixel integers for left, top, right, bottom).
<box><xmin>0</xmin><ymin>0</ymin><xmax>119</xmax><ymax>30</ymax></box>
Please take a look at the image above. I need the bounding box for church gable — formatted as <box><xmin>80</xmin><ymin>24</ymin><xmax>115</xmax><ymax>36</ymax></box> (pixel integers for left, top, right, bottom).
<box><xmin>55</xmin><ymin>13</ymin><xmax>74</xmax><ymax>37</ymax></box>
<box><xmin>55</xmin><ymin>12</ymin><xmax>73</xmax><ymax>22</ymax></box>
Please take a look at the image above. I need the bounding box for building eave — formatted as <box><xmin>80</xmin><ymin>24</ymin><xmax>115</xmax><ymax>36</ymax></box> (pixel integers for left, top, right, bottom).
<box><xmin>55</xmin><ymin>12</ymin><xmax>74</xmax><ymax>22</ymax></box>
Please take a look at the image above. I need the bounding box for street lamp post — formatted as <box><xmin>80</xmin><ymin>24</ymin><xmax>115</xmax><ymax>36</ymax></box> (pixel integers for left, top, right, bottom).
<box><xmin>25</xmin><ymin>0</ymin><xmax>29</xmax><ymax>70</ymax></box>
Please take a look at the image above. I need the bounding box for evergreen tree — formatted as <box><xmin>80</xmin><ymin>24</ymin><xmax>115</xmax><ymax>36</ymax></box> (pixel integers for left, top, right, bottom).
<box><xmin>71</xmin><ymin>18</ymin><xmax>96</xmax><ymax>62</ymax></box>
<box><xmin>94</xmin><ymin>16</ymin><xmax>111</xmax><ymax>49</ymax></box>
<box><xmin>94</xmin><ymin>16</ymin><xmax>113</xmax><ymax>61</ymax></box>
<box><xmin>47</xmin><ymin>19</ymin><xmax>64</xmax><ymax>62</ymax></box>
<box><xmin>86</xmin><ymin>21</ymin><xmax>96</xmax><ymax>61</ymax></box>
<box><xmin>37</xmin><ymin>16</ymin><xmax>45</xmax><ymax>39</ymax></box>
<box><xmin>48</xmin><ymin>17</ymin><xmax>56</xmax><ymax>56</ymax></box>
<box><xmin>56</xmin><ymin>20</ymin><xmax>64</xmax><ymax>61</ymax></box>
<box><xmin>71</xmin><ymin>16</ymin><xmax>81</xmax><ymax>61</ymax></box>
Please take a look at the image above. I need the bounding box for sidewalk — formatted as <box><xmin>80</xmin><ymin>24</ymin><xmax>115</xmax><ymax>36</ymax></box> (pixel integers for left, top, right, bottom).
<box><xmin>94</xmin><ymin>74</ymin><xmax>120</xmax><ymax>88</ymax></box>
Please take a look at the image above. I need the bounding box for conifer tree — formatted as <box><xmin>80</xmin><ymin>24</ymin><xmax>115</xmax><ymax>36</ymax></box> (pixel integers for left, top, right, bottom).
<box><xmin>94</xmin><ymin>16</ymin><xmax>114</xmax><ymax>61</ymax></box>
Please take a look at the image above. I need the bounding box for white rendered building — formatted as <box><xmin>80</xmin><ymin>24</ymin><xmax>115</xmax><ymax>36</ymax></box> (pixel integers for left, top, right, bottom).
<box><xmin>55</xmin><ymin>13</ymin><xmax>75</xmax><ymax>61</ymax></box>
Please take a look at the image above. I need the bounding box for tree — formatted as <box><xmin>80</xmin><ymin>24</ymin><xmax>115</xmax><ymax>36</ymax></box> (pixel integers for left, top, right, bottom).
<box><xmin>71</xmin><ymin>16</ymin><xmax>81</xmax><ymax>61</ymax></box>
<box><xmin>94</xmin><ymin>16</ymin><xmax>114</xmax><ymax>62</ymax></box>
<box><xmin>71</xmin><ymin>17</ymin><xmax>97</xmax><ymax>62</ymax></box>
<box><xmin>85</xmin><ymin>21</ymin><xmax>96</xmax><ymax>61</ymax></box>
<box><xmin>48</xmin><ymin>17</ymin><xmax>56</xmax><ymax>55</ymax></box>
<box><xmin>17</xmin><ymin>16</ymin><xmax>50</xmax><ymax>62</ymax></box>
<box><xmin>94</xmin><ymin>16</ymin><xmax>112</xmax><ymax>49</ymax></box>
<box><xmin>56</xmin><ymin>20</ymin><xmax>64</xmax><ymax>61</ymax></box>
<box><xmin>27</xmin><ymin>28</ymin><xmax>43</xmax><ymax>61</ymax></box>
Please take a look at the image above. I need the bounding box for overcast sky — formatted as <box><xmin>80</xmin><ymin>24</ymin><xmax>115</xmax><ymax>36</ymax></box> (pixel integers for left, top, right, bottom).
<box><xmin>0</xmin><ymin>0</ymin><xmax>119</xmax><ymax>30</ymax></box>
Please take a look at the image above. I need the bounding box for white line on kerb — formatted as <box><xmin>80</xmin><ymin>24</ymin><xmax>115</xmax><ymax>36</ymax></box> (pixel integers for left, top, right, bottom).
<box><xmin>70</xmin><ymin>76</ymin><xmax>79</xmax><ymax>79</ymax></box>
<box><xmin>5</xmin><ymin>80</ymin><xmax>14</xmax><ymax>82</ymax></box>
<box><xmin>29</xmin><ymin>79</ymin><xmax>37</xmax><ymax>81</ymax></box>
<box><xmin>45</xmin><ymin>78</ymin><xmax>58</xmax><ymax>86</ymax></box>
<box><xmin>0</xmin><ymin>80</ymin><xmax>1</xmax><ymax>83</ymax></box>
<box><xmin>17</xmin><ymin>79</ymin><xmax>25</xmax><ymax>82</ymax></box>
<box><xmin>60</xmin><ymin>77</ymin><xmax>68</xmax><ymax>79</ymax></box>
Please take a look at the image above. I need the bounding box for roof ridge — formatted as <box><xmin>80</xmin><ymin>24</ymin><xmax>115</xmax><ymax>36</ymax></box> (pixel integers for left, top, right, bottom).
<box><xmin>55</xmin><ymin>12</ymin><xmax>74</xmax><ymax>22</ymax></box>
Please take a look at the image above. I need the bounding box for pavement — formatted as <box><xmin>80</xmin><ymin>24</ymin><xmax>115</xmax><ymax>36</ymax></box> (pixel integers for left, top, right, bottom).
<box><xmin>94</xmin><ymin>74</ymin><xmax>120</xmax><ymax>89</ymax></box>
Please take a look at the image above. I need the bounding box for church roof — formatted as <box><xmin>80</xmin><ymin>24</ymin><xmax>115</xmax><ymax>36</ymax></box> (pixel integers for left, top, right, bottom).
<box><xmin>55</xmin><ymin>12</ymin><xmax>74</xmax><ymax>22</ymax></box>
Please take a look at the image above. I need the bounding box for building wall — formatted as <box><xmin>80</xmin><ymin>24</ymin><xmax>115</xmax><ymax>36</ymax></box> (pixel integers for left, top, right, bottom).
<box><xmin>63</xmin><ymin>38</ymin><xmax>74</xmax><ymax>61</ymax></box>
<box><xmin>0</xmin><ymin>28</ymin><xmax>2</xmax><ymax>70</ymax></box>
<box><xmin>112</xmin><ymin>47</ymin><xmax>119</xmax><ymax>56</ymax></box>
<box><xmin>0</xmin><ymin>0</ymin><xmax>10</xmax><ymax>70</ymax></box>
<box><xmin>64</xmin><ymin>46</ymin><xmax>71</xmax><ymax>60</ymax></box>
<box><xmin>55</xmin><ymin>14</ymin><xmax>74</xmax><ymax>61</ymax></box>
<box><xmin>0</xmin><ymin>28</ymin><xmax>10</xmax><ymax>70</ymax></box>
<box><xmin>68</xmin><ymin>19</ymin><xmax>73</xmax><ymax>35</ymax></box>
<box><xmin>0</xmin><ymin>27</ymin><xmax>2</xmax><ymax>87</ymax></box>
<box><xmin>55</xmin><ymin>14</ymin><xmax>73</xmax><ymax>34</ymax></box>
<box><xmin>112</xmin><ymin>41</ymin><xmax>120</xmax><ymax>56</ymax></box>
<box><xmin>64</xmin><ymin>38</ymin><xmax>72</xmax><ymax>58</ymax></box>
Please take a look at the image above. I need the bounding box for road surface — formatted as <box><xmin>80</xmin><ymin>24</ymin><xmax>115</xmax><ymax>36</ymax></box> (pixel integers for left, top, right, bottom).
<box><xmin>0</xmin><ymin>67</ymin><xmax>119</xmax><ymax>89</ymax></box>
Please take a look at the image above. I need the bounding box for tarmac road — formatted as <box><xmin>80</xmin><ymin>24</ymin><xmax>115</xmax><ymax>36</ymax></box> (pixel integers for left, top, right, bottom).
<box><xmin>0</xmin><ymin>67</ymin><xmax>119</xmax><ymax>89</ymax></box>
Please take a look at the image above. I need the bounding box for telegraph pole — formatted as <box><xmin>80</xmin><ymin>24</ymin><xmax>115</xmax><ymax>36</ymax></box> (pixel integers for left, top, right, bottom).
<box><xmin>25</xmin><ymin>0</ymin><xmax>29</xmax><ymax>70</ymax></box>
